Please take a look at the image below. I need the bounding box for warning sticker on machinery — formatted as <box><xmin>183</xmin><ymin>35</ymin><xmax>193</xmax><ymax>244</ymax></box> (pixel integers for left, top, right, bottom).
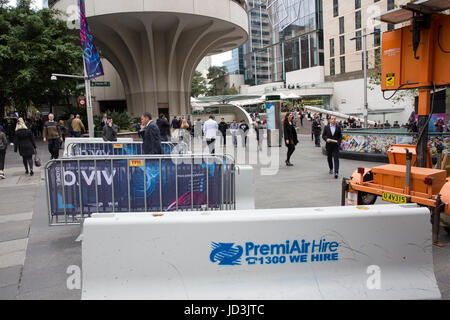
<box><xmin>386</xmin><ymin>73</ymin><xmax>395</xmax><ymax>87</ymax></box>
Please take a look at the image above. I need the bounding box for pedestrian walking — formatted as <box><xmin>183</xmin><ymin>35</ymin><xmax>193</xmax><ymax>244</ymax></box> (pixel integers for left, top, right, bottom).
<box><xmin>218</xmin><ymin>118</ymin><xmax>229</xmax><ymax>146</ymax></box>
<box><xmin>71</xmin><ymin>114</ymin><xmax>85</xmax><ymax>137</ymax></box>
<box><xmin>194</xmin><ymin>119</ymin><xmax>203</xmax><ymax>139</ymax></box>
<box><xmin>239</xmin><ymin>120</ymin><xmax>249</xmax><ymax>147</ymax></box>
<box><xmin>179</xmin><ymin>118</ymin><xmax>191</xmax><ymax>143</ymax></box>
<box><xmin>283</xmin><ymin>112</ymin><xmax>298</xmax><ymax>166</ymax></box>
<box><xmin>140</xmin><ymin>112</ymin><xmax>162</xmax><ymax>154</ymax></box>
<box><xmin>255</xmin><ymin>120</ymin><xmax>265</xmax><ymax>151</ymax></box>
<box><xmin>102</xmin><ymin>117</ymin><xmax>119</xmax><ymax>142</ymax></box>
<box><xmin>14</xmin><ymin>118</ymin><xmax>36</xmax><ymax>176</ymax></box>
<box><xmin>43</xmin><ymin>113</ymin><xmax>63</xmax><ymax>159</ymax></box>
<box><xmin>0</xmin><ymin>125</ymin><xmax>7</xmax><ymax>179</ymax></box>
<box><xmin>5</xmin><ymin>118</ymin><xmax>15</xmax><ymax>145</ymax></box>
<box><xmin>43</xmin><ymin>113</ymin><xmax>62</xmax><ymax>160</ymax></box>
<box><xmin>322</xmin><ymin>116</ymin><xmax>342</xmax><ymax>179</ymax></box>
<box><xmin>58</xmin><ymin>120</ymin><xmax>67</xmax><ymax>148</ymax></box>
<box><xmin>312</xmin><ymin>114</ymin><xmax>322</xmax><ymax>147</ymax></box>
<box><xmin>229</xmin><ymin>120</ymin><xmax>239</xmax><ymax>147</ymax></box>
<box><xmin>157</xmin><ymin>114</ymin><xmax>170</xmax><ymax>142</ymax></box>
<box><xmin>203</xmin><ymin>115</ymin><xmax>218</xmax><ymax>154</ymax></box>
<box><xmin>67</xmin><ymin>114</ymin><xmax>74</xmax><ymax>137</ymax></box>
<box><xmin>100</xmin><ymin>113</ymin><xmax>108</xmax><ymax>129</ymax></box>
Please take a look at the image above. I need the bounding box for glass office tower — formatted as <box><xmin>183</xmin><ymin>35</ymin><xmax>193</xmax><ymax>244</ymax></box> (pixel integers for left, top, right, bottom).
<box><xmin>223</xmin><ymin>46</ymin><xmax>245</xmax><ymax>75</ymax></box>
<box><xmin>244</xmin><ymin>0</ymin><xmax>324</xmax><ymax>85</ymax></box>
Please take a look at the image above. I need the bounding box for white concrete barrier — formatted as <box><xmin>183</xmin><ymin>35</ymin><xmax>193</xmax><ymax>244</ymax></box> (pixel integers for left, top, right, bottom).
<box><xmin>235</xmin><ymin>165</ymin><xmax>255</xmax><ymax>210</ymax></box>
<box><xmin>63</xmin><ymin>137</ymin><xmax>134</xmax><ymax>157</ymax></box>
<box><xmin>82</xmin><ymin>204</ymin><xmax>441</xmax><ymax>300</ymax></box>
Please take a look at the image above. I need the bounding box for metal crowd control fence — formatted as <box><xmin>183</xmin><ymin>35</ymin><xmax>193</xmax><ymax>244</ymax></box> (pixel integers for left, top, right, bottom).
<box><xmin>45</xmin><ymin>154</ymin><xmax>235</xmax><ymax>225</ymax></box>
<box><xmin>66</xmin><ymin>141</ymin><xmax>183</xmax><ymax>157</ymax></box>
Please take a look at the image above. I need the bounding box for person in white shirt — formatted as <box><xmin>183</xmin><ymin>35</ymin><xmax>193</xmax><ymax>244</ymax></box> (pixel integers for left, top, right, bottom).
<box><xmin>203</xmin><ymin>115</ymin><xmax>218</xmax><ymax>154</ymax></box>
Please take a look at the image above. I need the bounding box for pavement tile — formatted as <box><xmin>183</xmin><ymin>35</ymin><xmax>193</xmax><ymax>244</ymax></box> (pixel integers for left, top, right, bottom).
<box><xmin>0</xmin><ymin>284</ymin><xmax>18</xmax><ymax>300</ymax></box>
<box><xmin>0</xmin><ymin>220</ymin><xmax>30</xmax><ymax>242</ymax></box>
<box><xmin>0</xmin><ymin>212</ymin><xmax>33</xmax><ymax>224</ymax></box>
<box><xmin>0</xmin><ymin>266</ymin><xmax>22</xmax><ymax>288</ymax></box>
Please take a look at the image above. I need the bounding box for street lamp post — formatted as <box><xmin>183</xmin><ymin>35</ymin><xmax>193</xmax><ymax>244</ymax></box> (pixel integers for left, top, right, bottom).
<box><xmin>51</xmin><ymin>72</ymin><xmax>95</xmax><ymax>138</ymax></box>
<box><xmin>350</xmin><ymin>28</ymin><xmax>381</xmax><ymax>129</ymax></box>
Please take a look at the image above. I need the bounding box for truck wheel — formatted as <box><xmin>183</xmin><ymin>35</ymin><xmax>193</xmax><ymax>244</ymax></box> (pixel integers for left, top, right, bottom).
<box><xmin>358</xmin><ymin>192</ymin><xmax>377</xmax><ymax>205</ymax></box>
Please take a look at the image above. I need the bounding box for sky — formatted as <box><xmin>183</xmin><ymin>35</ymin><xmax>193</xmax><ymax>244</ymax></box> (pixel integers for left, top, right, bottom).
<box><xmin>211</xmin><ymin>51</ymin><xmax>232</xmax><ymax>67</ymax></box>
<box><xmin>8</xmin><ymin>0</ymin><xmax>43</xmax><ymax>9</ymax></box>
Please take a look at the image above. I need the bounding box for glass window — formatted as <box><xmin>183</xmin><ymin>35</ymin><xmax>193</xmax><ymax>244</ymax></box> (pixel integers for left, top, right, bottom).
<box><xmin>374</xmin><ymin>27</ymin><xmax>381</xmax><ymax>46</ymax></box>
<box><xmin>340</xmin><ymin>56</ymin><xmax>345</xmax><ymax>74</ymax></box>
<box><xmin>355</xmin><ymin>0</ymin><xmax>361</xmax><ymax>9</ymax></box>
<box><xmin>355</xmin><ymin>10</ymin><xmax>361</xmax><ymax>30</ymax></box>
<box><xmin>333</xmin><ymin>0</ymin><xmax>339</xmax><ymax>17</ymax></box>
<box><xmin>388</xmin><ymin>0</ymin><xmax>395</xmax><ymax>10</ymax></box>
<box><xmin>339</xmin><ymin>17</ymin><xmax>344</xmax><ymax>34</ymax></box>
<box><xmin>330</xmin><ymin>38</ymin><xmax>335</xmax><ymax>57</ymax></box>
<box><xmin>330</xmin><ymin>58</ymin><xmax>335</xmax><ymax>76</ymax></box>
<box><xmin>356</xmin><ymin>31</ymin><xmax>362</xmax><ymax>51</ymax></box>
<box><xmin>340</xmin><ymin>35</ymin><xmax>345</xmax><ymax>55</ymax></box>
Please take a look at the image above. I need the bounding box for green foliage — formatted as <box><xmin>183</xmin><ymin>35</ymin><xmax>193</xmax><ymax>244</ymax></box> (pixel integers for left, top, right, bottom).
<box><xmin>206</xmin><ymin>66</ymin><xmax>228</xmax><ymax>96</ymax></box>
<box><xmin>93</xmin><ymin>110</ymin><xmax>135</xmax><ymax>132</ymax></box>
<box><xmin>0</xmin><ymin>3</ymin><xmax>83</xmax><ymax>116</ymax></box>
<box><xmin>223</xmin><ymin>85</ymin><xmax>239</xmax><ymax>95</ymax></box>
<box><xmin>191</xmin><ymin>71</ymin><xmax>207</xmax><ymax>97</ymax></box>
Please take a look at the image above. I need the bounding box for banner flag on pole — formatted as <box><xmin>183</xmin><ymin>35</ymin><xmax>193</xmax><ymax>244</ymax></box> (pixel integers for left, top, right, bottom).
<box><xmin>79</xmin><ymin>0</ymin><xmax>104</xmax><ymax>80</ymax></box>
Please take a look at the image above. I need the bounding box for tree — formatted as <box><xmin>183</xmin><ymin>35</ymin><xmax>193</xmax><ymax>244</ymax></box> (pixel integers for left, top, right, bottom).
<box><xmin>191</xmin><ymin>71</ymin><xmax>207</xmax><ymax>97</ymax></box>
<box><xmin>224</xmin><ymin>84</ymin><xmax>239</xmax><ymax>95</ymax></box>
<box><xmin>206</xmin><ymin>66</ymin><xmax>228</xmax><ymax>96</ymax></box>
<box><xmin>0</xmin><ymin>2</ymin><xmax>83</xmax><ymax>117</ymax></box>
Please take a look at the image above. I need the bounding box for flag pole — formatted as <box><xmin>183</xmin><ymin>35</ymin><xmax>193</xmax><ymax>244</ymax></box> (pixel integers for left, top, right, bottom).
<box><xmin>83</xmin><ymin>61</ymin><xmax>95</xmax><ymax>138</ymax></box>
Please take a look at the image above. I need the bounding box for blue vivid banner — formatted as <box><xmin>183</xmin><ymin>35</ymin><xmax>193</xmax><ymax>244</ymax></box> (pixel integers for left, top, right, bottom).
<box><xmin>47</xmin><ymin>158</ymin><xmax>233</xmax><ymax>216</ymax></box>
<box><xmin>79</xmin><ymin>0</ymin><xmax>104</xmax><ymax>80</ymax></box>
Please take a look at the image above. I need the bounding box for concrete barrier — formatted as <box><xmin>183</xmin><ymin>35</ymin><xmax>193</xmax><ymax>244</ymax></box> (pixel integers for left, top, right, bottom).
<box><xmin>81</xmin><ymin>204</ymin><xmax>440</xmax><ymax>299</ymax></box>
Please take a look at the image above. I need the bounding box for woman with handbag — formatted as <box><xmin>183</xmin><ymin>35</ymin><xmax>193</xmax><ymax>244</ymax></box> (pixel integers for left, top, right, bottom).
<box><xmin>14</xmin><ymin>118</ymin><xmax>37</xmax><ymax>176</ymax></box>
<box><xmin>283</xmin><ymin>112</ymin><xmax>298</xmax><ymax>167</ymax></box>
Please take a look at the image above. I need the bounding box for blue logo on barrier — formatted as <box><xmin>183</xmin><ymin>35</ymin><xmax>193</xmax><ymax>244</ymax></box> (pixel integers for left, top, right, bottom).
<box><xmin>210</xmin><ymin>242</ymin><xmax>243</xmax><ymax>266</ymax></box>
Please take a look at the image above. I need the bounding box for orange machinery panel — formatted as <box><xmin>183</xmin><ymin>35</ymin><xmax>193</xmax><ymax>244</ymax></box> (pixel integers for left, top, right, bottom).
<box><xmin>387</xmin><ymin>144</ymin><xmax>432</xmax><ymax>168</ymax></box>
<box><xmin>372</xmin><ymin>164</ymin><xmax>446</xmax><ymax>195</ymax></box>
<box><xmin>381</xmin><ymin>14</ymin><xmax>450</xmax><ymax>91</ymax></box>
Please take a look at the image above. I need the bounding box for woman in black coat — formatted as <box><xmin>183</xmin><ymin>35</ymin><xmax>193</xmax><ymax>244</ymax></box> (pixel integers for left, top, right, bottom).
<box><xmin>283</xmin><ymin>112</ymin><xmax>298</xmax><ymax>166</ymax></box>
<box><xmin>14</xmin><ymin>118</ymin><xmax>36</xmax><ymax>176</ymax></box>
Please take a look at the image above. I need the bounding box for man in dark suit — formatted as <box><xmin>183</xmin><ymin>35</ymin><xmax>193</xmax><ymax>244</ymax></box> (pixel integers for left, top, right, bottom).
<box><xmin>322</xmin><ymin>115</ymin><xmax>342</xmax><ymax>179</ymax></box>
<box><xmin>140</xmin><ymin>112</ymin><xmax>162</xmax><ymax>155</ymax></box>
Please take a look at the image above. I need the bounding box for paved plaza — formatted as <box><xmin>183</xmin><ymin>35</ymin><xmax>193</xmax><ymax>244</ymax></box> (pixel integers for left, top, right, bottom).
<box><xmin>0</xmin><ymin>134</ymin><xmax>449</xmax><ymax>300</ymax></box>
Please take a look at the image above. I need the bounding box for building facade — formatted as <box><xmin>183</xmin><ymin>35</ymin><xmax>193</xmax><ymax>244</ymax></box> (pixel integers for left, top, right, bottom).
<box><xmin>223</xmin><ymin>46</ymin><xmax>245</xmax><ymax>75</ymax></box>
<box><xmin>322</xmin><ymin>0</ymin><xmax>415</xmax><ymax>122</ymax></box>
<box><xmin>243</xmin><ymin>0</ymin><xmax>324</xmax><ymax>86</ymax></box>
